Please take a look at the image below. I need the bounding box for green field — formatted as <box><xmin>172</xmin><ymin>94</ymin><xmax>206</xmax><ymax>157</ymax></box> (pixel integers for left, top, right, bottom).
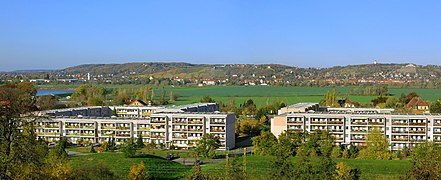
<box><xmin>38</xmin><ymin>85</ymin><xmax>441</xmax><ymax>108</ymax></box>
<box><xmin>68</xmin><ymin>152</ymin><xmax>412</xmax><ymax>180</ymax></box>
<box><xmin>202</xmin><ymin>156</ymin><xmax>411</xmax><ymax>179</ymax></box>
<box><xmin>69</xmin><ymin>152</ymin><xmax>190</xmax><ymax>179</ymax></box>
<box><xmin>159</xmin><ymin>86</ymin><xmax>440</xmax><ymax>107</ymax></box>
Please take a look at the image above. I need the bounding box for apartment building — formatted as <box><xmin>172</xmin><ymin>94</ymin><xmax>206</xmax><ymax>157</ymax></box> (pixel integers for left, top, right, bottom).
<box><xmin>271</xmin><ymin>103</ymin><xmax>441</xmax><ymax>150</ymax></box>
<box><xmin>41</xmin><ymin>102</ymin><xmax>220</xmax><ymax>118</ymax></box>
<box><xmin>110</xmin><ymin>102</ymin><xmax>220</xmax><ymax>118</ymax></box>
<box><xmin>36</xmin><ymin>103</ymin><xmax>234</xmax><ymax>150</ymax></box>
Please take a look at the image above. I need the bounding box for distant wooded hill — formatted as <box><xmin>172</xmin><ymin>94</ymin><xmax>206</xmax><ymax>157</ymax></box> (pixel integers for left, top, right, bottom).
<box><xmin>59</xmin><ymin>62</ymin><xmax>441</xmax><ymax>81</ymax></box>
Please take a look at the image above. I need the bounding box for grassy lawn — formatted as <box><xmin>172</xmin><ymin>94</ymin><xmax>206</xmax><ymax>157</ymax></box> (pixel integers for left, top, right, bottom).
<box><xmin>202</xmin><ymin>156</ymin><xmax>412</xmax><ymax>180</ymax></box>
<box><xmin>69</xmin><ymin>152</ymin><xmax>191</xmax><ymax>180</ymax></box>
<box><xmin>68</xmin><ymin>151</ymin><xmax>412</xmax><ymax>180</ymax></box>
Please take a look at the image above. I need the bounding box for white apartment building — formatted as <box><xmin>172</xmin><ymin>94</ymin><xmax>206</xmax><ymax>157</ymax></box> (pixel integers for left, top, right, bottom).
<box><xmin>271</xmin><ymin>104</ymin><xmax>441</xmax><ymax>150</ymax></box>
<box><xmin>36</xmin><ymin>103</ymin><xmax>234</xmax><ymax>150</ymax></box>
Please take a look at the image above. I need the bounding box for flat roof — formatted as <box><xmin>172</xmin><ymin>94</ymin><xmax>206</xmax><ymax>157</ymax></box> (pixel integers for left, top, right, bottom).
<box><xmin>279</xmin><ymin>111</ymin><xmax>441</xmax><ymax>117</ymax></box>
<box><xmin>286</xmin><ymin>102</ymin><xmax>319</xmax><ymax>109</ymax></box>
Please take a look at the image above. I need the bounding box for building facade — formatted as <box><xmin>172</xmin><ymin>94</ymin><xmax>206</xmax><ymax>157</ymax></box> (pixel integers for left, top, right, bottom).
<box><xmin>272</xmin><ymin>107</ymin><xmax>441</xmax><ymax>150</ymax></box>
<box><xmin>36</xmin><ymin>103</ymin><xmax>233</xmax><ymax>150</ymax></box>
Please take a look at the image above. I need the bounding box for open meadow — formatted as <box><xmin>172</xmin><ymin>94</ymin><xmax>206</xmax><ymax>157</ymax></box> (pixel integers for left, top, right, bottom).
<box><xmin>39</xmin><ymin>85</ymin><xmax>441</xmax><ymax>108</ymax></box>
<box><xmin>68</xmin><ymin>151</ymin><xmax>412</xmax><ymax>180</ymax></box>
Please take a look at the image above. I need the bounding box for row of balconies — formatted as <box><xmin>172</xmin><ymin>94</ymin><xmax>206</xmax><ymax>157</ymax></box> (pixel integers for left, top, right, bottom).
<box><xmin>351</xmin><ymin>137</ymin><xmax>366</xmax><ymax>140</ymax></box>
<box><xmin>211</xmin><ymin>129</ymin><xmax>226</xmax><ymax>132</ymax></box>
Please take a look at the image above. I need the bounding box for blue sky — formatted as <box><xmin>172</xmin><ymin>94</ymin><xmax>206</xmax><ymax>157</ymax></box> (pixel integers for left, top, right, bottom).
<box><xmin>1</xmin><ymin>0</ymin><xmax>440</xmax><ymax>71</ymax></box>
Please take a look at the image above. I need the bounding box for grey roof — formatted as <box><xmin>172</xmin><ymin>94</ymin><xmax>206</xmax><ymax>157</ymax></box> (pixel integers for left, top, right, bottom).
<box><xmin>287</xmin><ymin>103</ymin><xmax>319</xmax><ymax>108</ymax></box>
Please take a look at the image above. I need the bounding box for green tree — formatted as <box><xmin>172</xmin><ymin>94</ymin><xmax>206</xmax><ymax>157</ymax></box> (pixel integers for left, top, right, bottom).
<box><xmin>188</xmin><ymin>164</ymin><xmax>206</xmax><ymax>180</ymax></box>
<box><xmin>194</xmin><ymin>134</ymin><xmax>220</xmax><ymax>159</ymax></box>
<box><xmin>385</xmin><ymin>97</ymin><xmax>399</xmax><ymax>108</ymax></box>
<box><xmin>358</xmin><ymin>127</ymin><xmax>391</xmax><ymax>160</ymax></box>
<box><xmin>228</xmin><ymin>156</ymin><xmax>246</xmax><ymax>180</ymax></box>
<box><xmin>251</xmin><ymin>131</ymin><xmax>277</xmax><ymax>156</ymax></box>
<box><xmin>122</xmin><ymin>139</ymin><xmax>136</xmax><ymax>158</ymax></box>
<box><xmin>71</xmin><ymin>84</ymin><xmax>107</xmax><ymax>106</ymax></box>
<box><xmin>430</xmin><ymin>99</ymin><xmax>441</xmax><ymax>113</ymax></box>
<box><xmin>342</xmin><ymin>149</ymin><xmax>350</xmax><ymax>159</ymax></box>
<box><xmin>36</xmin><ymin>95</ymin><xmax>59</xmax><ymax>110</ymax></box>
<box><xmin>407</xmin><ymin>142</ymin><xmax>441</xmax><ymax>180</ymax></box>
<box><xmin>277</xmin><ymin>131</ymin><xmax>304</xmax><ymax>157</ymax></box>
<box><xmin>200</xmin><ymin>96</ymin><xmax>215</xmax><ymax>103</ymax></box>
<box><xmin>0</xmin><ymin>84</ymin><xmax>50</xmax><ymax>179</ymax></box>
<box><xmin>51</xmin><ymin>137</ymin><xmax>68</xmax><ymax>158</ymax></box>
<box><xmin>113</xmin><ymin>90</ymin><xmax>131</xmax><ymax>105</ymax></box>
<box><xmin>270</xmin><ymin>154</ymin><xmax>295</xmax><ymax>179</ymax></box>
<box><xmin>296</xmin><ymin>130</ymin><xmax>335</xmax><ymax>157</ymax></box>
<box><xmin>239</xmin><ymin>119</ymin><xmax>260</xmax><ymax>136</ymax></box>
<box><xmin>334</xmin><ymin>162</ymin><xmax>352</xmax><ymax>180</ymax></box>
<box><xmin>136</xmin><ymin>134</ymin><xmax>145</xmax><ymax>149</ymax></box>
<box><xmin>331</xmin><ymin>146</ymin><xmax>342</xmax><ymax>158</ymax></box>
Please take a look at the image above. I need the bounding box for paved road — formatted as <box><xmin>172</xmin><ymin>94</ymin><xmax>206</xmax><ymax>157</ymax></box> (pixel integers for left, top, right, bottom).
<box><xmin>67</xmin><ymin>150</ymin><xmax>88</xmax><ymax>156</ymax></box>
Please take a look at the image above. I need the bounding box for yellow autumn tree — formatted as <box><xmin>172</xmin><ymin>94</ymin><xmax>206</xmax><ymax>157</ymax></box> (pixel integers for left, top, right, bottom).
<box><xmin>334</xmin><ymin>162</ymin><xmax>352</xmax><ymax>180</ymax></box>
<box><xmin>129</xmin><ymin>161</ymin><xmax>149</xmax><ymax>180</ymax></box>
<box><xmin>49</xmin><ymin>161</ymin><xmax>74</xmax><ymax>180</ymax></box>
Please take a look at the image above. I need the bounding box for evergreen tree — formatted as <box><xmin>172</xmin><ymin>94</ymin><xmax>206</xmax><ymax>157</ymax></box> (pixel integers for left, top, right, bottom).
<box><xmin>122</xmin><ymin>139</ymin><xmax>136</xmax><ymax>158</ymax></box>
<box><xmin>136</xmin><ymin>134</ymin><xmax>145</xmax><ymax>149</ymax></box>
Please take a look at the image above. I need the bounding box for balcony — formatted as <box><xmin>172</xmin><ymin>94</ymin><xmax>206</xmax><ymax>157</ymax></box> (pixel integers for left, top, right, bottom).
<box><xmin>392</xmin><ymin>122</ymin><xmax>408</xmax><ymax>125</ymax></box>
<box><xmin>81</xmin><ymin>133</ymin><xmax>95</xmax><ymax>137</ymax></box>
<box><xmin>409</xmin><ymin>139</ymin><xmax>426</xmax><ymax>142</ymax></box>
<box><xmin>101</xmin><ymin>125</ymin><xmax>116</xmax><ymax>129</ymax></box>
<box><xmin>116</xmin><ymin>126</ymin><xmax>131</xmax><ymax>130</ymax></box>
<box><xmin>409</xmin><ymin>130</ymin><xmax>426</xmax><ymax>134</ymax></box>
<box><xmin>173</xmin><ymin>121</ymin><xmax>187</xmax><ymax>124</ymax></box>
<box><xmin>116</xmin><ymin>134</ymin><xmax>131</xmax><ymax>137</ymax></box>
<box><xmin>310</xmin><ymin>121</ymin><xmax>327</xmax><ymax>124</ymax></box>
<box><xmin>150</xmin><ymin>128</ymin><xmax>166</xmax><ymax>132</ymax></box>
<box><xmin>327</xmin><ymin>121</ymin><xmax>344</xmax><ymax>124</ymax></box>
<box><xmin>434</xmin><ymin>123</ymin><xmax>441</xmax><ymax>126</ymax></box>
<box><xmin>65</xmin><ymin>125</ymin><xmax>80</xmax><ymax>129</ymax></box>
<box><xmin>188</xmin><ymin>129</ymin><xmax>203</xmax><ymax>132</ymax></box>
<box><xmin>151</xmin><ymin>120</ymin><xmax>166</xmax><ymax>123</ymax></box>
<box><xmin>82</xmin><ymin>126</ymin><xmax>95</xmax><ymax>129</ymax></box>
<box><xmin>287</xmin><ymin>120</ymin><xmax>303</xmax><ymax>124</ymax></box>
<box><xmin>138</xmin><ymin>127</ymin><xmax>150</xmax><ymax>131</ymax></box>
<box><xmin>151</xmin><ymin>135</ymin><xmax>165</xmax><ymax>139</ymax></box>
<box><xmin>188</xmin><ymin>121</ymin><xmax>203</xmax><ymax>124</ymax></box>
<box><xmin>211</xmin><ymin>129</ymin><xmax>226</xmax><ymax>132</ymax></box>
<box><xmin>392</xmin><ymin>131</ymin><xmax>408</xmax><ymax>133</ymax></box>
<box><xmin>172</xmin><ymin>135</ymin><xmax>188</xmax><ymax>139</ymax></box>
<box><xmin>351</xmin><ymin>137</ymin><xmax>366</xmax><ymax>140</ymax></box>
<box><xmin>172</xmin><ymin>128</ymin><xmax>188</xmax><ymax>131</ymax></box>
<box><xmin>351</xmin><ymin>122</ymin><xmax>368</xmax><ymax>125</ymax></box>
<box><xmin>328</xmin><ymin>129</ymin><xmax>344</xmax><ymax>132</ymax></box>
<box><xmin>409</xmin><ymin>122</ymin><xmax>426</xmax><ymax>126</ymax></box>
<box><xmin>46</xmin><ymin>125</ymin><xmax>60</xmax><ymax>128</ymax></box>
<box><xmin>368</xmin><ymin>122</ymin><xmax>384</xmax><ymax>125</ymax></box>
<box><xmin>210</xmin><ymin>121</ymin><xmax>226</xmax><ymax>125</ymax></box>
<box><xmin>433</xmin><ymin>132</ymin><xmax>441</xmax><ymax>134</ymax></box>
<box><xmin>392</xmin><ymin>138</ymin><xmax>408</xmax><ymax>141</ymax></box>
